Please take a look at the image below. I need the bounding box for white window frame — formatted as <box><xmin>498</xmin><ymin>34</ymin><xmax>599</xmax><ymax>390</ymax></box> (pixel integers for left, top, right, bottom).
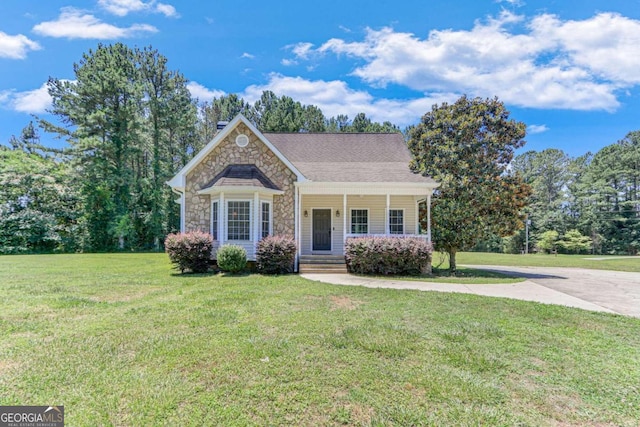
<box><xmin>226</xmin><ymin>200</ymin><xmax>252</xmax><ymax>241</ymax></box>
<box><xmin>260</xmin><ymin>201</ymin><xmax>272</xmax><ymax>238</ymax></box>
<box><xmin>211</xmin><ymin>200</ymin><xmax>219</xmax><ymax>240</ymax></box>
<box><xmin>388</xmin><ymin>208</ymin><xmax>405</xmax><ymax>235</ymax></box>
<box><xmin>350</xmin><ymin>208</ymin><xmax>369</xmax><ymax>235</ymax></box>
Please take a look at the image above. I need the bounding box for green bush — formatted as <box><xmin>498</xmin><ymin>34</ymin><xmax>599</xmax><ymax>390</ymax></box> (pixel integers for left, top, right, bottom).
<box><xmin>345</xmin><ymin>236</ymin><xmax>433</xmax><ymax>275</ymax></box>
<box><xmin>216</xmin><ymin>244</ymin><xmax>247</xmax><ymax>273</ymax></box>
<box><xmin>256</xmin><ymin>235</ymin><xmax>297</xmax><ymax>274</ymax></box>
<box><xmin>165</xmin><ymin>231</ymin><xmax>213</xmax><ymax>273</ymax></box>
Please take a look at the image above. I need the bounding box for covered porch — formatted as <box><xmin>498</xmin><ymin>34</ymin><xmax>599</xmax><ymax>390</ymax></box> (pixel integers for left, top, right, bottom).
<box><xmin>295</xmin><ymin>182</ymin><xmax>434</xmax><ymax>258</ymax></box>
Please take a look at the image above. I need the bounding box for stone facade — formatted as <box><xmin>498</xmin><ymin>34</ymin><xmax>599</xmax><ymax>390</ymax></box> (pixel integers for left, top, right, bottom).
<box><xmin>184</xmin><ymin>123</ymin><xmax>297</xmax><ymax>236</ymax></box>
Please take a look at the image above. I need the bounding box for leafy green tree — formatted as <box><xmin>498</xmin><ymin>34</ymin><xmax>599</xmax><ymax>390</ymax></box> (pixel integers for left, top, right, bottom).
<box><xmin>536</xmin><ymin>230</ymin><xmax>559</xmax><ymax>254</ymax></box>
<box><xmin>0</xmin><ymin>128</ymin><xmax>82</xmax><ymax>253</ymax></box>
<box><xmin>409</xmin><ymin>95</ymin><xmax>530</xmax><ymax>273</ymax></box>
<box><xmin>558</xmin><ymin>229</ymin><xmax>592</xmax><ymax>254</ymax></box>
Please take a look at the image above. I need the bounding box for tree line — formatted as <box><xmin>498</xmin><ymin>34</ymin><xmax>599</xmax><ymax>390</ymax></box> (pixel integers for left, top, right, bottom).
<box><xmin>0</xmin><ymin>43</ymin><xmax>400</xmax><ymax>253</ymax></box>
<box><xmin>504</xmin><ymin>133</ymin><xmax>640</xmax><ymax>255</ymax></box>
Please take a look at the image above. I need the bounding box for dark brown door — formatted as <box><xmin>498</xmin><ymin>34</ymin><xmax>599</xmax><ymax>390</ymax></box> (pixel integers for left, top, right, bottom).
<box><xmin>312</xmin><ymin>209</ymin><xmax>331</xmax><ymax>251</ymax></box>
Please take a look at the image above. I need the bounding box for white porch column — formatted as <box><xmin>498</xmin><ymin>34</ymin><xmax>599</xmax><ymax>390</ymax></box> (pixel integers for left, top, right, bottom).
<box><xmin>426</xmin><ymin>194</ymin><xmax>432</xmax><ymax>242</ymax></box>
<box><xmin>219</xmin><ymin>192</ymin><xmax>225</xmax><ymax>244</ymax></box>
<box><xmin>180</xmin><ymin>191</ymin><xmax>185</xmax><ymax>233</ymax></box>
<box><xmin>295</xmin><ymin>186</ymin><xmax>301</xmax><ymax>269</ymax></box>
<box><xmin>385</xmin><ymin>194</ymin><xmax>390</xmax><ymax>235</ymax></box>
<box><xmin>342</xmin><ymin>193</ymin><xmax>347</xmax><ymax>245</ymax></box>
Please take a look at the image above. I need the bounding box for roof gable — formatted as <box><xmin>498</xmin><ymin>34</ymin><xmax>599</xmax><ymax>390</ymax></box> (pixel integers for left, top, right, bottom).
<box><xmin>167</xmin><ymin>114</ymin><xmax>305</xmax><ymax>190</ymax></box>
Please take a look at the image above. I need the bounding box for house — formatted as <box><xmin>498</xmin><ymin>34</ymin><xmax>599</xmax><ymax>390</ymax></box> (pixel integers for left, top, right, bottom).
<box><xmin>167</xmin><ymin>114</ymin><xmax>438</xmax><ymax>270</ymax></box>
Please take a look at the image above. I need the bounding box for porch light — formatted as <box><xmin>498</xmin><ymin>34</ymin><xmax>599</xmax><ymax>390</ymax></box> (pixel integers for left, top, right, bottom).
<box><xmin>304</xmin><ymin>210</ymin><xmax>308</xmax><ymax>218</ymax></box>
<box><xmin>336</xmin><ymin>210</ymin><xmax>340</xmax><ymax>218</ymax></box>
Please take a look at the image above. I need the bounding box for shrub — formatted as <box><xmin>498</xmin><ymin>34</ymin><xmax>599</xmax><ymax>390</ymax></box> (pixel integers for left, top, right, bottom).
<box><xmin>256</xmin><ymin>235</ymin><xmax>297</xmax><ymax>274</ymax></box>
<box><xmin>165</xmin><ymin>231</ymin><xmax>214</xmax><ymax>273</ymax></box>
<box><xmin>216</xmin><ymin>244</ymin><xmax>247</xmax><ymax>273</ymax></box>
<box><xmin>345</xmin><ymin>236</ymin><xmax>433</xmax><ymax>276</ymax></box>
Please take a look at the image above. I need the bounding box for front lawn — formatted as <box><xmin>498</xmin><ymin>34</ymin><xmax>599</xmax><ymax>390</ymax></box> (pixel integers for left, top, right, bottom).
<box><xmin>453</xmin><ymin>251</ymin><xmax>640</xmax><ymax>272</ymax></box>
<box><xmin>1</xmin><ymin>253</ymin><xmax>639</xmax><ymax>426</ymax></box>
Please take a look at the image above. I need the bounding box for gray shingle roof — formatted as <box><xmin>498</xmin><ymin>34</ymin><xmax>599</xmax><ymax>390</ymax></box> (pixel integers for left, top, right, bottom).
<box><xmin>265</xmin><ymin>133</ymin><xmax>434</xmax><ymax>183</ymax></box>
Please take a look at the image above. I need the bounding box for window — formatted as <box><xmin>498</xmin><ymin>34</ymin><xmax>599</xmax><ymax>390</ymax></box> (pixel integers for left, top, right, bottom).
<box><xmin>351</xmin><ymin>209</ymin><xmax>368</xmax><ymax>234</ymax></box>
<box><xmin>261</xmin><ymin>202</ymin><xmax>270</xmax><ymax>238</ymax></box>
<box><xmin>211</xmin><ymin>201</ymin><xmax>218</xmax><ymax>240</ymax></box>
<box><xmin>227</xmin><ymin>201</ymin><xmax>250</xmax><ymax>240</ymax></box>
<box><xmin>389</xmin><ymin>209</ymin><xmax>404</xmax><ymax>234</ymax></box>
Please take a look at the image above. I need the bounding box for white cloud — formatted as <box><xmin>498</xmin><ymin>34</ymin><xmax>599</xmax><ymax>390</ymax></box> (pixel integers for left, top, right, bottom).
<box><xmin>11</xmin><ymin>83</ymin><xmax>52</xmax><ymax>113</ymax></box>
<box><xmin>0</xmin><ymin>91</ymin><xmax>12</xmax><ymax>104</ymax></box>
<box><xmin>0</xmin><ymin>82</ymin><xmax>60</xmax><ymax>114</ymax></box>
<box><xmin>33</xmin><ymin>7</ymin><xmax>158</xmax><ymax>39</ymax></box>
<box><xmin>530</xmin><ymin>13</ymin><xmax>640</xmax><ymax>85</ymax></box>
<box><xmin>290</xmin><ymin>42</ymin><xmax>314</xmax><ymax>59</ymax></box>
<box><xmin>241</xmin><ymin>52</ymin><xmax>255</xmax><ymax>59</ymax></box>
<box><xmin>155</xmin><ymin>3</ymin><xmax>178</xmax><ymax>17</ymax></box>
<box><xmin>241</xmin><ymin>74</ymin><xmax>457</xmax><ymax>127</ymax></box>
<box><xmin>295</xmin><ymin>11</ymin><xmax>640</xmax><ymax>111</ymax></box>
<box><xmin>187</xmin><ymin>81</ymin><xmax>225</xmax><ymax>103</ymax></box>
<box><xmin>98</xmin><ymin>0</ymin><xmax>178</xmax><ymax>17</ymax></box>
<box><xmin>528</xmin><ymin>124</ymin><xmax>549</xmax><ymax>134</ymax></box>
<box><xmin>0</xmin><ymin>31</ymin><xmax>41</xmax><ymax>59</ymax></box>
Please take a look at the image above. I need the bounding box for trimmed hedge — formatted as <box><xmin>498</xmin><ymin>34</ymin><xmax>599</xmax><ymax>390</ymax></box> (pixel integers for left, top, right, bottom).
<box><xmin>165</xmin><ymin>231</ymin><xmax>214</xmax><ymax>273</ymax></box>
<box><xmin>216</xmin><ymin>244</ymin><xmax>247</xmax><ymax>273</ymax></box>
<box><xmin>256</xmin><ymin>235</ymin><xmax>297</xmax><ymax>274</ymax></box>
<box><xmin>345</xmin><ymin>236</ymin><xmax>433</xmax><ymax>276</ymax></box>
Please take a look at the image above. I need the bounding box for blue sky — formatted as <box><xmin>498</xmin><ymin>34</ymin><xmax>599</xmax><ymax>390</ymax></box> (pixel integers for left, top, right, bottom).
<box><xmin>1</xmin><ymin>0</ymin><xmax>640</xmax><ymax>157</ymax></box>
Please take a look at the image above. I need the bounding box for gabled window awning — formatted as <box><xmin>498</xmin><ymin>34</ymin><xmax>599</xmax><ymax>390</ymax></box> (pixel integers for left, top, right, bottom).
<box><xmin>197</xmin><ymin>164</ymin><xmax>284</xmax><ymax>196</ymax></box>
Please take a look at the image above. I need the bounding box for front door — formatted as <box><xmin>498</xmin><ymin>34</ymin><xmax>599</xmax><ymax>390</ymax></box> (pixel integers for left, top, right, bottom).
<box><xmin>312</xmin><ymin>209</ymin><xmax>331</xmax><ymax>251</ymax></box>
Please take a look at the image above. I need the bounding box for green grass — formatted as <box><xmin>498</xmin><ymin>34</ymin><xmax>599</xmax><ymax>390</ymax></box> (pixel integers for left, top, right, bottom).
<box><xmin>451</xmin><ymin>251</ymin><xmax>640</xmax><ymax>272</ymax></box>
<box><xmin>372</xmin><ymin>267</ymin><xmax>524</xmax><ymax>284</ymax></box>
<box><xmin>1</xmin><ymin>253</ymin><xmax>639</xmax><ymax>426</ymax></box>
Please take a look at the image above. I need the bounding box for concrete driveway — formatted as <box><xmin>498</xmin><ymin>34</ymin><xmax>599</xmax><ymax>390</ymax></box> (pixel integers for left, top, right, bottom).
<box><xmin>464</xmin><ymin>265</ymin><xmax>640</xmax><ymax>317</ymax></box>
<box><xmin>302</xmin><ymin>266</ymin><xmax>640</xmax><ymax>317</ymax></box>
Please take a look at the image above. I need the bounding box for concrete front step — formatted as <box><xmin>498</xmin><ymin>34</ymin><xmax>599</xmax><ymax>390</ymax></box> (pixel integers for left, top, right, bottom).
<box><xmin>299</xmin><ymin>255</ymin><xmax>345</xmax><ymax>264</ymax></box>
<box><xmin>299</xmin><ymin>263</ymin><xmax>348</xmax><ymax>274</ymax></box>
<box><xmin>299</xmin><ymin>255</ymin><xmax>347</xmax><ymax>274</ymax></box>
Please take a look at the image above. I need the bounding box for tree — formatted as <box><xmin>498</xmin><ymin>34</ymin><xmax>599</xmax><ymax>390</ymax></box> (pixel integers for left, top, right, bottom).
<box><xmin>0</xmin><ymin>127</ymin><xmax>82</xmax><ymax>253</ymax></box>
<box><xmin>409</xmin><ymin>96</ymin><xmax>530</xmax><ymax>273</ymax></box>
<box><xmin>197</xmin><ymin>94</ymin><xmax>251</xmax><ymax>145</ymax></box>
<box><xmin>536</xmin><ymin>230</ymin><xmax>559</xmax><ymax>254</ymax></box>
<box><xmin>251</xmin><ymin>91</ymin><xmax>305</xmax><ymax>132</ymax></box>
<box><xmin>43</xmin><ymin>43</ymin><xmax>197</xmax><ymax>251</ymax></box>
<box><xmin>558</xmin><ymin>229</ymin><xmax>592</xmax><ymax>254</ymax></box>
<box><xmin>512</xmin><ymin>149</ymin><xmax>571</xmax><ymax>235</ymax></box>
<box><xmin>582</xmin><ymin>132</ymin><xmax>640</xmax><ymax>254</ymax></box>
